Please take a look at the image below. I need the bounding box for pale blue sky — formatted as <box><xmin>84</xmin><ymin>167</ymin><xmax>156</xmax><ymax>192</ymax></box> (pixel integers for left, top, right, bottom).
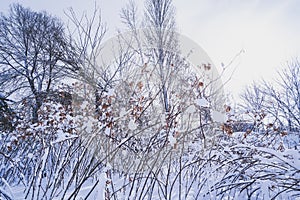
<box><xmin>1</xmin><ymin>0</ymin><xmax>300</xmax><ymax>99</ymax></box>
<box><xmin>174</xmin><ymin>0</ymin><xmax>300</xmax><ymax>99</ymax></box>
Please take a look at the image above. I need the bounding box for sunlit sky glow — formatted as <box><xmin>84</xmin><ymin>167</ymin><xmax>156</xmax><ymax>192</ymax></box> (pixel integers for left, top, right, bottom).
<box><xmin>1</xmin><ymin>0</ymin><xmax>299</xmax><ymax>100</ymax></box>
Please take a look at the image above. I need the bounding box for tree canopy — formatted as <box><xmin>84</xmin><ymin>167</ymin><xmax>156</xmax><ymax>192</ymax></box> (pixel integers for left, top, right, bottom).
<box><xmin>0</xmin><ymin>4</ymin><xmax>78</xmax><ymax>121</ymax></box>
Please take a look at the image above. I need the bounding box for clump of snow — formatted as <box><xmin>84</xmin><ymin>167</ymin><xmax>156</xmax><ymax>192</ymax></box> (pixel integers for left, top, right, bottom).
<box><xmin>51</xmin><ymin>130</ymin><xmax>78</xmax><ymax>144</ymax></box>
<box><xmin>119</xmin><ymin>108</ymin><xmax>127</xmax><ymax>117</ymax></box>
<box><xmin>186</xmin><ymin>105</ymin><xmax>196</xmax><ymax>114</ymax></box>
<box><xmin>84</xmin><ymin>120</ymin><xmax>93</xmax><ymax>133</ymax></box>
<box><xmin>10</xmin><ymin>135</ymin><xmax>17</xmax><ymax>142</ymax></box>
<box><xmin>169</xmin><ymin>134</ymin><xmax>176</xmax><ymax>147</ymax></box>
<box><xmin>194</xmin><ymin>98</ymin><xmax>209</xmax><ymax>107</ymax></box>
<box><xmin>1</xmin><ymin>177</ymin><xmax>14</xmax><ymax>199</ymax></box>
<box><xmin>128</xmin><ymin>120</ymin><xmax>137</xmax><ymax>130</ymax></box>
<box><xmin>106</xmin><ymin>162</ymin><xmax>112</xmax><ymax>170</ymax></box>
<box><xmin>260</xmin><ymin>180</ymin><xmax>271</xmax><ymax>198</ymax></box>
<box><xmin>28</xmin><ymin>153</ymin><xmax>34</xmax><ymax>159</ymax></box>
<box><xmin>106</xmin><ymin>88</ymin><xmax>115</xmax><ymax>96</ymax></box>
<box><xmin>122</xmin><ymin>149</ymin><xmax>127</xmax><ymax>156</ymax></box>
<box><xmin>211</xmin><ymin>110</ymin><xmax>226</xmax><ymax>123</ymax></box>
<box><xmin>105</xmin><ymin>127</ymin><xmax>111</xmax><ymax>135</ymax></box>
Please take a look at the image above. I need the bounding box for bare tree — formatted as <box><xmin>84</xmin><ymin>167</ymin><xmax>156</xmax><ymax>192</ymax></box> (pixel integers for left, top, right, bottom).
<box><xmin>241</xmin><ymin>59</ymin><xmax>300</xmax><ymax>131</ymax></box>
<box><xmin>0</xmin><ymin>4</ymin><xmax>78</xmax><ymax>122</ymax></box>
<box><xmin>144</xmin><ymin>0</ymin><xmax>179</xmax><ymax>113</ymax></box>
<box><xmin>120</xmin><ymin>0</ymin><xmax>179</xmax><ymax>113</ymax></box>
